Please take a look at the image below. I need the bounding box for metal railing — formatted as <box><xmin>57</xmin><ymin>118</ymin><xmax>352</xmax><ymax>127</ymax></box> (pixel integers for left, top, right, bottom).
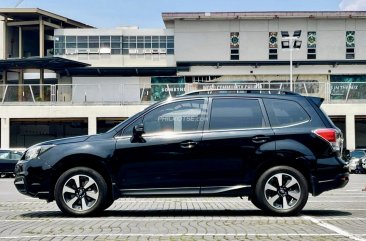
<box><xmin>1</xmin><ymin>82</ymin><xmax>366</xmax><ymax>105</ymax></box>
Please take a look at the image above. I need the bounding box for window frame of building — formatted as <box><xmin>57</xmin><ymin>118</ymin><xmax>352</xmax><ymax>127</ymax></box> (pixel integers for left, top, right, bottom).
<box><xmin>268</xmin><ymin>32</ymin><xmax>278</xmax><ymax>60</ymax></box>
<box><xmin>346</xmin><ymin>31</ymin><xmax>355</xmax><ymax>59</ymax></box>
<box><xmin>307</xmin><ymin>31</ymin><xmax>317</xmax><ymax>60</ymax></box>
<box><xmin>54</xmin><ymin>34</ymin><xmax>174</xmax><ymax>56</ymax></box>
<box><xmin>230</xmin><ymin>32</ymin><xmax>240</xmax><ymax>60</ymax></box>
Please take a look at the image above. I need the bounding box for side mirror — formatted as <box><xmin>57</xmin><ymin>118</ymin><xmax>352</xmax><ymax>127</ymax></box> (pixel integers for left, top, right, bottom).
<box><xmin>130</xmin><ymin>123</ymin><xmax>146</xmax><ymax>143</ymax></box>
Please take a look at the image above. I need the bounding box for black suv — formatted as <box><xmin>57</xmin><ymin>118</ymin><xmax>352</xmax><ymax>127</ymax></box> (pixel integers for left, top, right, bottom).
<box><xmin>14</xmin><ymin>90</ymin><xmax>349</xmax><ymax>216</ymax></box>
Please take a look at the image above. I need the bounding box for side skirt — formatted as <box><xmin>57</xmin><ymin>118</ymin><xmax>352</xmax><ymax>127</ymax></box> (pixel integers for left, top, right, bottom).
<box><xmin>119</xmin><ymin>185</ymin><xmax>252</xmax><ymax>197</ymax></box>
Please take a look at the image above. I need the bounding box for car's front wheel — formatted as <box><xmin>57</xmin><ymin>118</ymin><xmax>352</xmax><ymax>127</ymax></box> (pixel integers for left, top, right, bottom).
<box><xmin>54</xmin><ymin>167</ymin><xmax>108</xmax><ymax>216</ymax></box>
<box><xmin>254</xmin><ymin>166</ymin><xmax>308</xmax><ymax>216</ymax></box>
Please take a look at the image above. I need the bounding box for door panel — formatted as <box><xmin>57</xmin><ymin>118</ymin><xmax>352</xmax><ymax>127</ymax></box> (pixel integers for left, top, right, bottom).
<box><xmin>200</xmin><ymin>129</ymin><xmax>274</xmax><ymax>187</ymax></box>
<box><xmin>115</xmin><ymin>132</ymin><xmax>203</xmax><ymax>190</ymax></box>
<box><xmin>114</xmin><ymin>98</ymin><xmax>207</xmax><ymax>192</ymax></box>
<box><xmin>199</xmin><ymin>97</ymin><xmax>274</xmax><ymax>187</ymax></box>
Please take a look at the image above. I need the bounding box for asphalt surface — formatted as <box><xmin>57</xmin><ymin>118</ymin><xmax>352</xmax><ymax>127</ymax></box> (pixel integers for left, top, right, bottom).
<box><xmin>0</xmin><ymin>175</ymin><xmax>365</xmax><ymax>241</ymax></box>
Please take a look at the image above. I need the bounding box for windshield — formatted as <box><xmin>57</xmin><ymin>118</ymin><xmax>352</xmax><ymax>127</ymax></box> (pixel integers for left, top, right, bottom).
<box><xmin>351</xmin><ymin>150</ymin><xmax>366</xmax><ymax>158</ymax></box>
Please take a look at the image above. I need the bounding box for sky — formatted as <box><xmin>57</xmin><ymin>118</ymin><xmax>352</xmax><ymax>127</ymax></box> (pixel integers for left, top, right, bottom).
<box><xmin>1</xmin><ymin>0</ymin><xmax>366</xmax><ymax>28</ymax></box>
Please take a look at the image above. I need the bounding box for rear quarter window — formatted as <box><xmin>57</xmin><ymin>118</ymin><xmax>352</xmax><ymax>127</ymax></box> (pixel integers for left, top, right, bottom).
<box><xmin>264</xmin><ymin>99</ymin><xmax>310</xmax><ymax>127</ymax></box>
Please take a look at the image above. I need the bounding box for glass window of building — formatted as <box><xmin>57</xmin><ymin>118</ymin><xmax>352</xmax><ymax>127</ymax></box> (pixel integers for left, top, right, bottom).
<box><xmin>54</xmin><ymin>34</ymin><xmax>174</xmax><ymax>56</ymax></box>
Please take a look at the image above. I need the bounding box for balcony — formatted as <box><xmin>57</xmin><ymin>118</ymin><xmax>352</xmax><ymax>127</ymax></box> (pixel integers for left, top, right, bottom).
<box><xmin>0</xmin><ymin>82</ymin><xmax>365</xmax><ymax>105</ymax></box>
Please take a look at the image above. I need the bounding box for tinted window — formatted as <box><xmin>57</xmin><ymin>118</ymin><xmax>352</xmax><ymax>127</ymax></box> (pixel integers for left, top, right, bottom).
<box><xmin>0</xmin><ymin>151</ymin><xmax>10</xmax><ymax>160</ymax></box>
<box><xmin>142</xmin><ymin>100</ymin><xmax>205</xmax><ymax>134</ymax></box>
<box><xmin>209</xmin><ymin>98</ymin><xmax>264</xmax><ymax>130</ymax></box>
<box><xmin>264</xmin><ymin>99</ymin><xmax>310</xmax><ymax>127</ymax></box>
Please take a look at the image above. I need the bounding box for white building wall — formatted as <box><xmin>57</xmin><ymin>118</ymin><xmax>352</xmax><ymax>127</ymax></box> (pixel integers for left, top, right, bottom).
<box><xmin>72</xmin><ymin>77</ymin><xmax>142</xmax><ymax>103</ymax></box>
<box><xmin>174</xmin><ymin>18</ymin><xmax>366</xmax><ymax>62</ymax></box>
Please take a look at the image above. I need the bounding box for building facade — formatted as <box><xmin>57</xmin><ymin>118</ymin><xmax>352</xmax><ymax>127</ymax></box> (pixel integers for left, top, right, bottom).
<box><xmin>0</xmin><ymin>9</ymin><xmax>366</xmax><ymax>150</ymax></box>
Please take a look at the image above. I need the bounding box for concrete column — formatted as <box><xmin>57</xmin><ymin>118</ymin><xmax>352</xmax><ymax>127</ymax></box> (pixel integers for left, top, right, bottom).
<box><xmin>40</xmin><ymin>68</ymin><xmax>44</xmax><ymax>100</ymax></box>
<box><xmin>346</xmin><ymin>114</ymin><xmax>356</xmax><ymax>151</ymax></box>
<box><xmin>88</xmin><ymin>117</ymin><xmax>97</xmax><ymax>135</ymax></box>
<box><xmin>39</xmin><ymin>16</ymin><xmax>44</xmax><ymax>57</ymax></box>
<box><xmin>1</xmin><ymin>118</ymin><xmax>10</xmax><ymax>149</ymax></box>
<box><xmin>18</xmin><ymin>26</ymin><xmax>23</xmax><ymax>58</ymax></box>
<box><xmin>2</xmin><ymin>70</ymin><xmax>6</xmax><ymax>84</ymax></box>
<box><xmin>17</xmin><ymin>69</ymin><xmax>24</xmax><ymax>101</ymax></box>
<box><xmin>3</xmin><ymin>17</ymin><xmax>7</xmax><ymax>59</ymax></box>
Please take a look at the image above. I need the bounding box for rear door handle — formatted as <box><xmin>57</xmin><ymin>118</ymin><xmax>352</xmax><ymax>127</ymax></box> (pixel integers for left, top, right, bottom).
<box><xmin>252</xmin><ymin>136</ymin><xmax>270</xmax><ymax>144</ymax></box>
<box><xmin>180</xmin><ymin>141</ymin><xmax>198</xmax><ymax>149</ymax></box>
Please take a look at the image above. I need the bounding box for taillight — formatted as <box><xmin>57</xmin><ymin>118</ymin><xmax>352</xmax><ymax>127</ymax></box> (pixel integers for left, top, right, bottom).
<box><xmin>313</xmin><ymin>128</ymin><xmax>343</xmax><ymax>152</ymax></box>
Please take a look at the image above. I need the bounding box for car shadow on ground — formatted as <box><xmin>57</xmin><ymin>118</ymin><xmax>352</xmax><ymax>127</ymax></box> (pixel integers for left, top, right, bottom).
<box><xmin>19</xmin><ymin>209</ymin><xmax>352</xmax><ymax>218</ymax></box>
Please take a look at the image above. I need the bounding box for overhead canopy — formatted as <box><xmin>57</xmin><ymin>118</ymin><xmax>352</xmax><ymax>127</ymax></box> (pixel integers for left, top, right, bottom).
<box><xmin>0</xmin><ymin>57</ymin><xmax>90</xmax><ymax>71</ymax></box>
<box><xmin>59</xmin><ymin>67</ymin><xmax>179</xmax><ymax>77</ymax></box>
<box><xmin>0</xmin><ymin>8</ymin><xmax>93</xmax><ymax>28</ymax></box>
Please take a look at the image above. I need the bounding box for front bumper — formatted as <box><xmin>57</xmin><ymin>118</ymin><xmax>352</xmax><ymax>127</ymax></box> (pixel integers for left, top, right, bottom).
<box><xmin>14</xmin><ymin>160</ymin><xmax>52</xmax><ymax>200</ymax></box>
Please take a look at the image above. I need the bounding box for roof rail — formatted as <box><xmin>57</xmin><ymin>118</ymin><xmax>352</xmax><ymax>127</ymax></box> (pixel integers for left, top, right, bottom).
<box><xmin>181</xmin><ymin>89</ymin><xmax>299</xmax><ymax>96</ymax></box>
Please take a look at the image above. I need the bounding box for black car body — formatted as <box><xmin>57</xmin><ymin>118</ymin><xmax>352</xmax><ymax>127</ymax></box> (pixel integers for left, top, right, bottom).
<box><xmin>0</xmin><ymin>150</ymin><xmax>24</xmax><ymax>177</ymax></box>
<box><xmin>14</xmin><ymin>91</ymin><xmax>349</xmax><ymax>216</ymax></box>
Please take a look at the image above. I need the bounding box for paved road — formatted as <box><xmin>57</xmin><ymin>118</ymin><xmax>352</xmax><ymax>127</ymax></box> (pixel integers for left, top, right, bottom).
<box><xmin>0</xmin><ymin>175</ymin><xmax>365</xmax><ymax>241</ymax></box>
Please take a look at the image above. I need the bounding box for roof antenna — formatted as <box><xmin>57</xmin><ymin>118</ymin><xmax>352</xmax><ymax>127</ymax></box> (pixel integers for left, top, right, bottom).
<box><xmin>14</xmin><ymin>0</ymin><xmax>25</xmax><ymax>7</ymax></box>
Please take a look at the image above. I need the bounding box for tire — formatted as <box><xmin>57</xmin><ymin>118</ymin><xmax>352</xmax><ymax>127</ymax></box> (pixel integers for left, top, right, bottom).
<box><xmin>250</xmin><ymin>195</ymin><xmax>263</xmax><ymax>210</ymax></box>
<box><xmin>254</xmin><ymin>166</ymin><xmax>308</xmax><ymax>216</ymax></box>
<box><xmin>103</xmin><ymin>199</ymin><xmax>115</xmax><ymax>211</ymax></box>
<box><xmin>54</xmin><ymin>167</ymin><xmax>108</xmax><ymax>216</ymax></box>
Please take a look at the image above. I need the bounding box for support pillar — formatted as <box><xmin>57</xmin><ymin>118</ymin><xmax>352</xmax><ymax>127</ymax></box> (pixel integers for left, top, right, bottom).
<box><xmin>40</xmin><ymin>68</ymin><xmax>44</xmax><ymax>100</ymax></box>
<box><xmin>17</xmin><ymin>69</ymin><xmax>24</xmax><ymax>101</ymax></box>
<box><xmin>39</xmin><ymin>16</ymin><xmax>44</xmax><ymax>57</ymax></box>
<box><xmin>2</xmin><ymin>70</ymin><xmax>6</xmax><ymax>84</ymax></box>
<box><xmin>346</xmin><ymin>114</ymin><xmax>356</xmax><ymax>151</ymax></box>
<box><xmin>88</xmin><ymin>117</ymin><xmax>97</xmax><ymax>135</ymax></box>
<box><xmin>3</xmin><ymin>17</ymin><xmax>7</xmax><ymax>59</ymax></box>
<box><xmin>19</xmin><ymin>26</ymin><xmax>23</xmax><ymax>58</ymax></box>
<box><xmin>1</xmin><ymin>118</ymin><xmax>10</xmax><ymax>149</ymax></box>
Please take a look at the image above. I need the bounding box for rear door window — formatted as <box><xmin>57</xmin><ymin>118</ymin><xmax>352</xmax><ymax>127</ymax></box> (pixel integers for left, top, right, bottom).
<box><xmin>209</xmin><ymin>98</ymin><xmax>265</xmax><ymax>130</ymax></box>
<box><xmin>263</xmin><ymin>99</ymin><xmax>310</xmax><ymax>127</ymax></box>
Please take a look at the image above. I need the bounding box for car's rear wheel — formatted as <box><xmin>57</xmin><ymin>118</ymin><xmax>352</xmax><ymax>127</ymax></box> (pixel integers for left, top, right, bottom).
<box><xmin>54</xmin><ymin>167</ymin><xmax>108</xmax><ymax>216</ymax></box>
<box><xmin>255</xmin><ymin>166</ymin><xmax>308</xmax><ymax>216</ymax></box>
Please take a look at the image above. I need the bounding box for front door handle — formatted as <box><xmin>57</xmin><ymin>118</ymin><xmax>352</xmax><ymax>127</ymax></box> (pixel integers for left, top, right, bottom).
<box><xmin>180</xmin><ymin>141</ymin><xmax>198</xmax><ymax>149</ymax></box>
<box><xmin>252</xmin><ymin>136</ymin><xmax>270</xmax><ymax>144</ymax></box>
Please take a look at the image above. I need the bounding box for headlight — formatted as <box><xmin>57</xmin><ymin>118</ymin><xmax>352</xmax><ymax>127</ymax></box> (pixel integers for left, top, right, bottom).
<box><xmin>24</xmin><ymin>145</ymin><xmax>55</xmax><ymax>160</ymax></box>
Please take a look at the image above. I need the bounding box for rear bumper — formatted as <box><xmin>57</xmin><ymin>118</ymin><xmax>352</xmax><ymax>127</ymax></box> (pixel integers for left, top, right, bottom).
<box><xmin>311</xmin><ymin>171</ymin><xmax>349</xmax><ymax>196</ymax></box>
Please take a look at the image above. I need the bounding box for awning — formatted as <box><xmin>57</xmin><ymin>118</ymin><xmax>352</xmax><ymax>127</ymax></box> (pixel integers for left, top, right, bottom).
<box><xmin>0</xmin><ymin>57</ymin><xmax>90</xmax><ymax>71</ymax></box>
<box><xmin>59</xmin><ymin>67</ymin><xmax>180</xmax><ymax>76</ymax></box>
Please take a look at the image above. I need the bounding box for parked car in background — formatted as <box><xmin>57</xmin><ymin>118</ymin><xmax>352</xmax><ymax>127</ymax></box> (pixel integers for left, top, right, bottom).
<box><xmin>349</xmin><ymin>149</ymin><xmax>366</xmax><ymax>174</ymax></box>
<box><xmin>14</xmin><ymin>90</ymin><xmax>349</xmax><ymax>216</ymax></box>
<box><xmin>0</xmin><ymin>149</ymin><xmax>24</xmax><ymax>178</ymax></box>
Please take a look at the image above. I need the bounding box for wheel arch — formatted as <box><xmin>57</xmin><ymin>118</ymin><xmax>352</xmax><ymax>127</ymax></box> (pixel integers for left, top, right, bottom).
<box><xmin>252</xmin><ymin>157</ymin><xmax>314</xmax><ymax>195</ymax></box>
<box><xmin>49</xmin><ymin>154</ymin><xmax>116</xmax><ymax>202</ymax></box>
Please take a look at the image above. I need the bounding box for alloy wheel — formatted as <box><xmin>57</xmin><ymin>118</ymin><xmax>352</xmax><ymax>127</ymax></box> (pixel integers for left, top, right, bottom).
<box><xmin>264</xmin><ymin>173</ymin><xmax>301</xmax><ymax>210</ymax></box>
<box><xmin>62</xmin><ymin>174</ymin><xmax>99</xmax><ymax>211</ymax></box>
